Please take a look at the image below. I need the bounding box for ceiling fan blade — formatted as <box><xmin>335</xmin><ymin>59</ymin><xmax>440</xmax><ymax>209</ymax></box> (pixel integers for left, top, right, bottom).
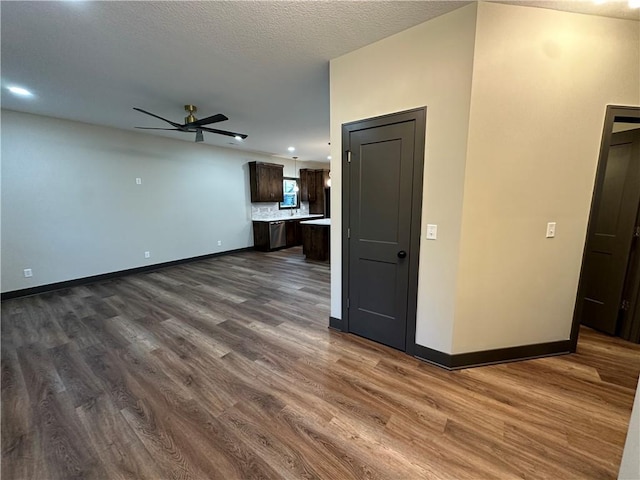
<box><xmin>135</xmin><ymin>127</ymin><xmax>181</xmax><ymax>131</ymax></box>
<box><xmin>133</xmin><ymin>107</ymin><xmax>181</xmax><ymax>128</ymax></box>
<box><xmin>195</xmin><ymin>130</ymin><xmax>204</xmax><ymax>143</ymax></box>
<box><xmin>199</xmin><ymin>126</ymin><xmax>248</xmax><ymax>139</ymax></box>
<box><xmin>186</xmin><ymin>113</ymin><xmax>229</xmax><ymax>127</ymax></box>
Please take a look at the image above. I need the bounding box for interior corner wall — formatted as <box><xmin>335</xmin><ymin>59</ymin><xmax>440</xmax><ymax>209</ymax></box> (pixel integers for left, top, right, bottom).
<box><xmin>452</xmin><ymin>2</ymin><xmax>640</xmax><ymax>353</ymax></box>
<box><xmin>0</xmin><ymin>110</ymin><xmax>278</xmax><ymax>293</ymax></box>
<box><xmin>329</xmin><ymin>3</ymin><xmax>478</xmax><ymax>353</ymax></box>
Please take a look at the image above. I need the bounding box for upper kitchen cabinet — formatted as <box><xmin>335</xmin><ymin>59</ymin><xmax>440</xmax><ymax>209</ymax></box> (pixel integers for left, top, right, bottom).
<box><xmin>300</xmin><ymin>168</ymin><xmax>316</xmax><ymax>202</ymax></box>
<box><xmin>249</xmin><ymin>161</ymin><xmax>284</xmax><ymax>202</ymax></box>
<box><xmin>300</xmin><ymin>168</ymin><xmax>330</xmax><ymax>216</ymax></box>
<box><xmin>315</xmin><ymin>170</ymin><xmax>330</xmax><ymax>199</ymax></box>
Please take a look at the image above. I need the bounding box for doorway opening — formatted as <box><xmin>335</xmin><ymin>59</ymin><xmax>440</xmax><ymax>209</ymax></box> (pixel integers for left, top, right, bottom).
<box><xmin>572</xmin><ymin>105</ymin><xmax>640</xmax><ymax>349</ymax></box>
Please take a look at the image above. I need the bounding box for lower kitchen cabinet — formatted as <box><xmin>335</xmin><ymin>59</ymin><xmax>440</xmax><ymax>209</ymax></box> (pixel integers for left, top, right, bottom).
<box><xmin>253</xmin><ymin>221</ymin><xmax>286</xmax><ymax>251</ymax></box>
<box><xmin>253</xmin><ymin>221</ymin><xmax>271</xmax><ymax>251</ymax></box>
<box><xmin>301</xmin><ymin>224</ymin><xmax>329</xmax><ymax>261</ymax></box>
<box><xmin>285</xmin><ymin>220</ymin><xmax>302</xmax><ymax>247</ymax></box>
<box><xmin>254</xmin><ymin>219</ymin><xmax>304</xmax><ymax>251</ymax></box>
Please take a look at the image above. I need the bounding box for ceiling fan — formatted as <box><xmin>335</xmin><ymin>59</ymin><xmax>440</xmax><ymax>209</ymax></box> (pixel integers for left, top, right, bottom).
<box><xmin>134</xmin><ymin>105</ymin><xmax>248</xmax><ymax>143</ymax></box>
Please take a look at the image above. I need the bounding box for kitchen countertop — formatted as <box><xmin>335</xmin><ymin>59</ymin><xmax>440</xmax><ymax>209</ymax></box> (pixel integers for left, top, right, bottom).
<box><xmin>300</xmin><ymin>218</ymin><xmax>331</xmax><ymax>227</ymax></box>
<box><xmin>252</xmin><ymin>214</ymin><xmax>323</xmax><ymax>223</ymax></box>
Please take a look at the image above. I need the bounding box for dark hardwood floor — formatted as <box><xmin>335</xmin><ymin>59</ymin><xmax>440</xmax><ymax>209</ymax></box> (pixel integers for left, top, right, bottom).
<box><xmin>2</xmin><ymin>246</ymin><xmax>640</xmax><ymax>479</ymax></box>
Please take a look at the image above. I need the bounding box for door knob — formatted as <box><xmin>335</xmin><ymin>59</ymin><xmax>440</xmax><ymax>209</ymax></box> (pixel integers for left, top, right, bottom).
<box><xmin>397</xmin><ymin>250</ymin><xmax>407</xmax><ymax>259</ymax></box>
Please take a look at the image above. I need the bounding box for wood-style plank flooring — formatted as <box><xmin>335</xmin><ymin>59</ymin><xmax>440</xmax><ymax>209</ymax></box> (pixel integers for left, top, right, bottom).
<box><xmin>2</xmin><ymin>246</ymin><xmax>640</xmax><ymax>479</ymax></box>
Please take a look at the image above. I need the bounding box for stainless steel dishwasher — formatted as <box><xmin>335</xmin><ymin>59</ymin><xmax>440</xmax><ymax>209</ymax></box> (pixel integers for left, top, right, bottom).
<box><xmin>269</xmin><ymin>221</ymin><xmax>286</xmax><ymax>249</ymax></box>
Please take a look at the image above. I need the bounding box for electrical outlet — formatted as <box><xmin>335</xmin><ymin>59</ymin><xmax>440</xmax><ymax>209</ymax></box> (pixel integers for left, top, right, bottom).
<box><xmin>23</xmin><ymin>268</ymin><xmax>33</xmax><ymax>278</ymax></box>
<box><xmin>136</xmin><ymin>178</ymin><xmax>142</xmax><ymax>185</ymax></box>
<box><xmin>144</xmin><ymin>251</ymin><xmax>150</xmax><ymax>258</ymax></box>
<box><xmin>217</xmin><ymin>240</ymin><xmax>222</xmax><ymax>246</ymax></box>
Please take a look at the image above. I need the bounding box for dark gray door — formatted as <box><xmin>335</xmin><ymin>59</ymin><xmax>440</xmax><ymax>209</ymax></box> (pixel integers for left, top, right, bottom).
<box><xmin>342</xmin><ymin>109</ymin><xmax>425</xmax><ymax>351</ymax></box>
<box><xmin>580</xmin><ymin>129</ymin><xmax>640</xmax><ymax>334</ymax></box>
<box><xmin>620</xmin><ymin>199</ymin><xmax>640</xmax><ymax>342</ymax></box>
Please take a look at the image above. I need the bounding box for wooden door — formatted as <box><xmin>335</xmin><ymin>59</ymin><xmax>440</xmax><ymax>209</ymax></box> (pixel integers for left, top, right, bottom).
<box><xmin>579</xmin><ymin>129</ymin><xmax>640</xmax><ymax>334</ymax></box>
<box><xmin>620</xmin><ymin>197</ymin><xmax>640</xmax><ymax>342</ymax></box>
<box><xmin>342</xmin><ymin>108</ymin><xmax>425</xmax><ymax>352</ymax></box>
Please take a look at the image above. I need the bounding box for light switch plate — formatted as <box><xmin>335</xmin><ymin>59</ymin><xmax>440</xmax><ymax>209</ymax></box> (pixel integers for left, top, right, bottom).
<box><xmin>546</xmin><ymin>222</ymin><xmax>556</xmax><ymax>238</ymax></box>
<box><xmin>426</xmin><ymin>224</ymin><xmax>437</xmax><ymax>240</ymax></box>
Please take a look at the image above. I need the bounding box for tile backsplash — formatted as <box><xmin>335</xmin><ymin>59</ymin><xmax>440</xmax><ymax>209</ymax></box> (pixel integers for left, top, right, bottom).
<box><xmin>251</xmin><ymin>202</ymin><xmax>310</xmax><ymax>220</ymax></box>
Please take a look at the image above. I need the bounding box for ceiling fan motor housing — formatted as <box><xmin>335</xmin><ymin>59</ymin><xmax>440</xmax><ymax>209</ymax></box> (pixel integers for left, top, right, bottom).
<box><xmin>184</xmin><ymin>104</ymin><xmax>197</xmax><ymax>124</ymax></box>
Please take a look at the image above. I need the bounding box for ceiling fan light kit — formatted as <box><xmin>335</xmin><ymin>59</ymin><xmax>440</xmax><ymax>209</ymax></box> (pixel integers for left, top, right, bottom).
<box><xmin>134</xmin><ymin>105</ymin><xmax>248</xmax><ymax>143</ymax></box>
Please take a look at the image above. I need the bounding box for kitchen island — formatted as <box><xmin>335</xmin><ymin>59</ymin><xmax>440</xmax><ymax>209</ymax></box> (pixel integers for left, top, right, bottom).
<box><xmin>300</xmin><ymin>218</ymin><xmax>330</xmax><ymax>261</ymax></box>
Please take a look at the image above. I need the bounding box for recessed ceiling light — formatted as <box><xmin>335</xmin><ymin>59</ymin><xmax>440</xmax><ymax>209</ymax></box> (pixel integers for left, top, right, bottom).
<box><xmin>7</xmin><ymin>86</ymin><xmax>33</xmax><ymax>97</ymax></box>
<box><xmin>327</xmin><ymin>155</ymin><xmax>332</xmax><ymax>160</ymax></box>
<box><xmin>630</xmin><ymin>0</ymin><xmax>640</xmax><ymax>8</ymax></box>
<box><xmin>234</xmin><ymin>135</ymin><xmax>243</xmax><ymax>141</ymax></box>
<box><xmin>288</xmin><ymin>146</ymin><xmax>295</xmax><ymax>152</ymax></box>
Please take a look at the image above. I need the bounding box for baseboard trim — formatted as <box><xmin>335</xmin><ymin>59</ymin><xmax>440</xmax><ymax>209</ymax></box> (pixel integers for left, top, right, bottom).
<box><xmin>329</xmin><ymin>316</ymin><xmax>343</xmax><ymax>331</ymax></box>
<box><xmin>1</xmin><ymin>247</ymin><xmax>254</xmax><ymax>300</ymax></box>
<box><xmin>414</xmin><ymin>339</ymin><xmax>572</xmax><ymax>370</ymax></box>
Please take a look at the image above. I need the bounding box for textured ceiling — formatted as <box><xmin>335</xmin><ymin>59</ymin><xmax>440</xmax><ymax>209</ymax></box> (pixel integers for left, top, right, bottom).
<box><xmin>1</xmin><ymin>1</ymin><xmax>638</xmax><ymax>161</ymax></box>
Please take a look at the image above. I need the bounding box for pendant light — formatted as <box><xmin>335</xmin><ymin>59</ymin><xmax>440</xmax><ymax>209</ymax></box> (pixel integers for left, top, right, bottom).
<box><xmin>293</xmin><ymin>156</ymin><xmax>299</xmax><ymax>192</ymax></box>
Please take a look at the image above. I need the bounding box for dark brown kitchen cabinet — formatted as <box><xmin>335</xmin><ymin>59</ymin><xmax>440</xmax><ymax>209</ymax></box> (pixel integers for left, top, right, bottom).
<box><xmin>253</xmin><ymin>220</ymin><xmax>286</xmax><ymax>251</ymax></box>
<box><xmin>301</xmin><ymin>169</ymin><xmax>330</xmax><ymax>215</ymax></box>
<box><xmin>299</xmin><ymin>168</ymin><xmax>317</xmax><ymax>202</ymax></box>
<box><xmin>308</xmin><ymin>169</ymin><xmax>317</xmax><ymax>202</ymax></box>
<box><xmin>249</xmin><ymin>161</ymin><xmax>284</xmax><ymax>202</ymax></box>
<box><xmin>299</xmin><ymin>169</ymin><xmax>309</xmax><ymax>202</ymax></box>
<box><xmin>302</xmin><ymin>224</ymin><xmax>329</xmax><ymax>261</ymax></box>
<box><xmin>254</xmin><ymin>219</ymin><xmax>302</xmax><ymax>251</ymax></box>
<box><xmin>285</xmin><ymin>220</ymin><xmax>302</xmax><ymax>247</ymax></box>
<box><xmin>315</xmin><ymin>170</ymin><xmax>329</xmax><ymax>201</ymax></box>
<box><xmin>252</xmin><ymin>221</ymin><xmax>270</xmax><ymax>251</ymax></box>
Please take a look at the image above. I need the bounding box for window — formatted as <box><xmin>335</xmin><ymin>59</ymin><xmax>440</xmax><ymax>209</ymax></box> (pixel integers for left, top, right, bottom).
<box><xmin>279</xmin><ymin>177</ymin><xmax>300</xmax><ymax>209</ymax></box>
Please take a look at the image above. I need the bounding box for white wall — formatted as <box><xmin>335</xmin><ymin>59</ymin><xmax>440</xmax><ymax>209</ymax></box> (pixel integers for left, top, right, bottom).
<box><xmin>452</xmin><ymin>2</ymin><xmax>640</xmax><ymax>353</ymax></box>
<box><xmin>1</xmin><ymin>110</ymin><xmax>315</xmax><ymax>293</ymax></box>
<box><xmin>330</xmin><ymin>3</ymin><xmax>478</xmax><ymax>352</ymax></box>
<box><xmin>619</xmin><ymin>379</ymin><xmax>640</xmax><ymax>479</ymax></box>
<box><xmin>280</xmin><ymin>160</ymin><xmax>331</xmax><ymax>178</ymax></box>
